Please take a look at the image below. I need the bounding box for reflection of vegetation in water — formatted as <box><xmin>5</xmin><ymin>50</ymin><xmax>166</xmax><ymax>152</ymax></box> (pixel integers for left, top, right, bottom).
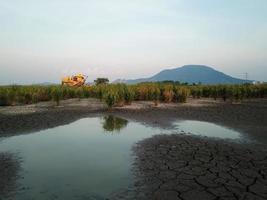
<box><xmin>102</xmin><ymin>116</ymin><xmax>128</xmax><ymax>133</ymax></box>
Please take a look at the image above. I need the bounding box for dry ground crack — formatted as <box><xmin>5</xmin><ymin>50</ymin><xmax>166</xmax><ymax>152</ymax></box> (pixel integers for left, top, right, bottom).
<box><xmin>132</xmin><ymin>134</ymin><xmax>267</xmax><ymax>200</ymax></box>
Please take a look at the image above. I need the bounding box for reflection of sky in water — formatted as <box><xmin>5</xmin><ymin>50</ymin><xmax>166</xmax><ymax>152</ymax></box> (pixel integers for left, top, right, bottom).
<box><xmin>0</xmin><ymin>116</ymin><xmax>242</xmax><ymax>200</ymax></box>
<box><xmin>174</xmin><ymin>120</ymin><xmax>240</xmax><ymax>140</ymax></box>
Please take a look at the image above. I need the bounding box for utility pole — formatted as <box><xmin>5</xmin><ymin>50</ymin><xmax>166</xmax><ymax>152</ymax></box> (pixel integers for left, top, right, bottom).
<box><xmin>245</xmin><ymin>72</ymin><xmax>248</xmax><ymax>81</ymax></box>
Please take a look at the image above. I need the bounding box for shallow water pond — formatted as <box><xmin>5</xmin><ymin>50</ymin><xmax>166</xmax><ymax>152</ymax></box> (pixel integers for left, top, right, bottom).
<box><xmin>0</xmin><ymin>115</ymin><xmax>242</xmax><ymax>200</ymax></box>
<box><xmin>174</xmin><ymin>120</ymin><xmax>240</xmax><ymax>139</ymax></box>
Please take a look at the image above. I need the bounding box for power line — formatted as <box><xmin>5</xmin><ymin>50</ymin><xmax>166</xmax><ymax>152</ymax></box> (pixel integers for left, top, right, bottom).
<box><xmin>245</xmin><ymin>72</ymin><xmax>248</xmax><ymax>81</ymax></box>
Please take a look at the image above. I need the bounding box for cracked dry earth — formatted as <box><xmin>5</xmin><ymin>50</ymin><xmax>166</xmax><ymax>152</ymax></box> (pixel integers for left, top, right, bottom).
<box><xmin>132</xmin><ymin>134</ymin><xmax>267</xmax><ymax>200</ymax></box>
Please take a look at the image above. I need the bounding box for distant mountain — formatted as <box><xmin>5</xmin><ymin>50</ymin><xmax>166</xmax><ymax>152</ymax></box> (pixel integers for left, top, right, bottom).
<box><xmin>112</xmin><ymin>79</ymin><xmax>128</xmax><ymax>84</ymax></box>
<box><xmin>122</xmin><ymin>65</ymin><xmax>252</xmax><ymax>84</ymax></box>
<box><xmin>34</xmin><ymin>82</ymin><xmax>57</xmax><ymax>86</ymax></box>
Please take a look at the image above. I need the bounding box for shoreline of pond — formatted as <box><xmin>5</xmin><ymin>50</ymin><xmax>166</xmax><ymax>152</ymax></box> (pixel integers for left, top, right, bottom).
<box><xmin>0</xmin><ymin>98</ymin><xmax>266</xmax><ymax>143</ymax></box>
<box><xmin>0</xmin><ymin>98</ymin><xmax>267</xmax><ymax>199</ymax></box>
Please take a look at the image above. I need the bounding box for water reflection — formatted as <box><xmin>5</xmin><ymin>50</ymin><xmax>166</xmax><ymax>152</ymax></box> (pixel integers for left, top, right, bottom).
<box><xmin>0</xmin><ymin>116</ymin><xmax>244</xmax><ymax>200</ymax></box>
<box><xmin>101</xmin><ymin>116</ymin><xmax>128</xmax><ymax>133</ymax></box>
<box><xmin>174</xmin><ymin>120</ymin><xmax>240</xmax><ymax>140</ymax></box>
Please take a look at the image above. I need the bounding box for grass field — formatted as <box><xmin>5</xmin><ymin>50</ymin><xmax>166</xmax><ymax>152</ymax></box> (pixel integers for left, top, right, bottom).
<box><xmin>0</xmin><ymin>83</ymin><xmax>266</xmax><ymax>107</ymax></box>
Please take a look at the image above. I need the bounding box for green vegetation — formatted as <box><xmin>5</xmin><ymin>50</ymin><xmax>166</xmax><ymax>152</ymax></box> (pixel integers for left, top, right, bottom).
<box><xmin>0</xmin><ymin>83</ymin><xmax>266</xmax><ymax>107</ymax></box>
<box><xmin>94</xmin><ymin>78</ymin><xmax>109</xmax><ymax>85</ymax></box>
<box><xmin>51</xmin><ymin>87</ymin><xmax>62</xmax><ymax>106</ymax></box>
<box><xmin>103</xmin><ymin>89</ymin><xmax>118</xmax><ymax>108</ymax></box>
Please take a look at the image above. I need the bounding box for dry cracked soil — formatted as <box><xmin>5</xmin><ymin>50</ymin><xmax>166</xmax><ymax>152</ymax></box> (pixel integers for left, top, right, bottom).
<box><xmin>131</xmin><ymin>134</ymin><xmax>267</xmax><ymax>200</ymax></box>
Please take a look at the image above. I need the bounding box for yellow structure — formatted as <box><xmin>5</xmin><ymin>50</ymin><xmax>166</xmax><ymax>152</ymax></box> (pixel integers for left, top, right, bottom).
<box><xmin>61</xmin><ymin>74</ymin><xmax>87</xmax><ymax>86</ymax></box>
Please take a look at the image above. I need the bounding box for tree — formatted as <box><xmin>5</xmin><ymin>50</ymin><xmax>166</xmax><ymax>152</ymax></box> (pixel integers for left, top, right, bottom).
<box><xmin>94</xmin><ymin>78</ymin><xmax>109</xmax><ymax>85</ymax></box>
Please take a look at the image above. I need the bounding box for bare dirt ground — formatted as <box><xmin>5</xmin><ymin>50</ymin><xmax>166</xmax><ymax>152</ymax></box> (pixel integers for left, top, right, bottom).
<box><xmin>0</xmin><ymin>98</ymin><xmax>267</xmax><ymax>200</ymax></box>
<box><xmin>0</xmin><ymin>98</ymin><xmax>266</xmax><ymax>143</ymax></box>
<box><xmin>114</xmin><ymin>98</ymin><xmax>267</xmax><ymax>144</ymax></box>
<box><xmin>132</xmin><ymin>134</ymin><xmax>267</xmax><ymax>200</ymax></box>
<box><xmin>0</xmin><ymin>98</ymin><xmax>106</xmax><ymax>137</ymax></box>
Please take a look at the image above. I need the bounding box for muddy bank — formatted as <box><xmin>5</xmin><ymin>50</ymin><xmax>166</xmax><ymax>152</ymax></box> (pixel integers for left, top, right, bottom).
<box><xmin>133</xmin><ymin>134</ymin><xmax>267</xmax><ymax>200</ymax></box>
<box><xmin>0</xmin><ymin>98</ymin><xmax>106</xmax><ymax>137</ymax></box>
<box><xmin>0</xmin><ymin>98</ymin><xmax>267</xmax><ymax>143</ymax></box>
<box><xmin>0</xmin><ymin>98</ymin><xmax>267</xmax><ymax>199</ymax></box>
<box><xmin>0</xmin><ymin>153</ymin><xmax>20</xmax><ymax>200</ymax></box>
<box><xmin>114</xmin><ymin>100</ymin><xmax>267</xmax><ymax>144</ymax></box>
<box><xmin>0</xmin><ymin>109</ymin><xmax>104</xmax><ymax>137</ymax></box>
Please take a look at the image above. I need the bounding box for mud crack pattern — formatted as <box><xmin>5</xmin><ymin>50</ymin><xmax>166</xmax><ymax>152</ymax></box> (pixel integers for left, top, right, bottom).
<box><xmin>132</xmin><ymin>134</ymin><xmax>267</xmax><ymax>200</ymax></box>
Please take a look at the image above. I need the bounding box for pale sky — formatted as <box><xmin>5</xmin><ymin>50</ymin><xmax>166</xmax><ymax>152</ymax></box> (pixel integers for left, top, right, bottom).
<box><xmin>0</xmin><ymin>0</ymin><xmax>267</xmax><ymax>84</ymax></box>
